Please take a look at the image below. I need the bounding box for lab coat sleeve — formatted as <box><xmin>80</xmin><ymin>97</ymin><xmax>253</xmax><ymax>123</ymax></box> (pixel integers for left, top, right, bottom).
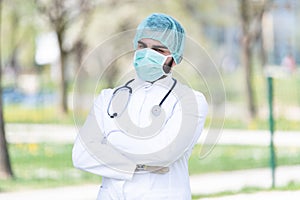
<box><xmin>72</xmin><ymin>136</ymin><xmax>135</xmax><ymax>180</ymax></box>
<box><xmin>72</xmin><ymin>91</ymin><xmax>136</xmax><ymax>181</ymax></box>
<box><xmin>105</xmin><ymin>87</ymin><xmax>208</xmax><ymax>166</ymax></box>
<box><xmin>152</xmin><ymin>89</ymin><xmax>208</xmax><ymax>164</ymax></box>
<box><xmin>187</xmin><ymin>91</ymin><xmax>208</xmax><ymax>152</ymax></box>
<box><xmin>148</xmin><ymin>89</ymin><xmax>208</xmax><ymax>164</ymax></box>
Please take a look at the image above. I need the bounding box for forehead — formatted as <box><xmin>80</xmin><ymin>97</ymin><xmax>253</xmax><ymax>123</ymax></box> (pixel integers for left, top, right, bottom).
<box><xmin>139</xmin><ymin>38</ymin><xmax>166</xmax><ymax>48</ymax></box>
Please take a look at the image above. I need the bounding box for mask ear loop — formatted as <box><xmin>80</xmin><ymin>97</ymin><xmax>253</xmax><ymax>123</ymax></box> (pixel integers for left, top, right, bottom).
<box><xmin>177</xmin><ymin>56</ymin><xmax>183</xmax><ymax>64</ymax></box>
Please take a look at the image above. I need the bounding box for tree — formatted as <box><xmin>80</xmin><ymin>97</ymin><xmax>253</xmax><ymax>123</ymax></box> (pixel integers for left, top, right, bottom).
<box><xmin>182</xmin><ymin>0</ymin><xmax>271</xmax><ymax>119</ymax></box>
<box><xmin>0</xmin><ymin>0</ymin><xmax>13</xmax><ymax>180</ymax></box>
<box><xmin>2</xmin><ymin>0</ymin><xmax>38</xmax><ymax>86</ymax></box>
<box><xmin>35</xmin><ymin>0</ymin><xmax>95</xmax><ymax>114</ymax></box>
<box><xmin>239</xmin><ymin>0</ymin><xmax>268</xmax><ymax>119</ymax></box>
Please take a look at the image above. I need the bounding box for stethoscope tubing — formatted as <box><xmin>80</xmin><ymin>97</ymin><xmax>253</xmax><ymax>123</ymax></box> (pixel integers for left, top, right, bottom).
<box><xmin>159</xmin><ymin>78</ymin><xmax>177</xmax><ymax>107</ymax></box>
<box><xmin>107</xmin><ymin>78</ymin><xmax>177</xmax><ymax>118</ymax></box>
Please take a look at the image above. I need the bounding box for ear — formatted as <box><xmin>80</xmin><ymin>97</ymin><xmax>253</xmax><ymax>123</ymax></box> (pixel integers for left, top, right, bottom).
<box><xmin>171</xmin><ymin>60</ymin><xmax>177</xmax><ymax>67</ymax></box>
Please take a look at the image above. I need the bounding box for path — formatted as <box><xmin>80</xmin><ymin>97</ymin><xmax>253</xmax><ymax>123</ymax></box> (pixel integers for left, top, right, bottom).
<box><xmin>1</xmin><ymin>165</ymin><xmax>300</xmax><ymax>199</ymax></box>
<box><xmin>1</xmin><ymin>124</ymin><xmax>300</xmax><ymax>199</ymax></box>
<box><xmin>6</xmin><ymin>124</ymin><xmax>300</xmax><ymax>147</ymax></box>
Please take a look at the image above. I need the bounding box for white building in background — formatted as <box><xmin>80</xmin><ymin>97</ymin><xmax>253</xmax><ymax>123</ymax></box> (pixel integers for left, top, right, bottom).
<box><xmin>271</xmin><ymin>0</ymin><xmax>297</xmax><ymax>65</ymax></box>
<box><xmin>35</xmin><ymin>32</ymin><xmax>61</xmax><ymax>81</ymax></box>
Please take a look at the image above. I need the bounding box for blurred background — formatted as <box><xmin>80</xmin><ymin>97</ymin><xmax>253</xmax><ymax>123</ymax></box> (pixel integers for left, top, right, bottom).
<box><xmin>0</xmin><ymin>0</ymin><xmax>300</xmax><ymax>199</ymax></box>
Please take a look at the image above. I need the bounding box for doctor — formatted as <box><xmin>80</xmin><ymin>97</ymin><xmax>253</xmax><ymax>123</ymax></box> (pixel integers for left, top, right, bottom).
<box><xmin>72</xmin><ymin>13</ymin><xmax>208</xmax><ymax>199</ymax></box>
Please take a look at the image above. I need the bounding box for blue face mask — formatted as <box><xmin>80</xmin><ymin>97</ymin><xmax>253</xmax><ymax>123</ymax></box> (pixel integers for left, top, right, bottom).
<box><xmin>133</xmin><ymin>48</ymin><xmax>172</xmax><ymax>82</ymax></box>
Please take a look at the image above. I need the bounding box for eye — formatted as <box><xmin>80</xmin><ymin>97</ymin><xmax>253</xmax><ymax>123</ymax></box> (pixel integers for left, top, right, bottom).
<box><xmin>152</xmin><ymin>48</ymin><xmax>171</xmax><ymax>56</ymax></box>
<box><xmin>137</xmin><ymin>42</ymin><xmax>147</xmax><ymax>49</ymax></box>
<box><xmin>152</xmin><ymin>48</ymin><xmax>165</xmax><ymax>54</ymax></box>
<box><xmin>137</xmin><ymin>44</ymin><xmax>143</xmax><ymax>49</ymax></box>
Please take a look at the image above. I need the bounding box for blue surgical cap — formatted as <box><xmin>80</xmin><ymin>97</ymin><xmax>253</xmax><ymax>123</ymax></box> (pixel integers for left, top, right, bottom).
<box><xmin>133</xmin><ymin>13</ymin><xmax>185</xmax><ymax>64</ymax></box>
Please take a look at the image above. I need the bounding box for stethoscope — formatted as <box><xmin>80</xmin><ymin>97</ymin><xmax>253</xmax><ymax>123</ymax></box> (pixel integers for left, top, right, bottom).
<box><xmin>107</xmin><ymin>78</ymin><xmax>177</xmax><ymax>118</ymax></box>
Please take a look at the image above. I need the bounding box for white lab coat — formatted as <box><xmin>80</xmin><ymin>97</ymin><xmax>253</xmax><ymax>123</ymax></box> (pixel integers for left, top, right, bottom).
<box><xmin>72</xmin><ymin>75</ymin><xmax>208</xmax><ymax>200</ymax></box>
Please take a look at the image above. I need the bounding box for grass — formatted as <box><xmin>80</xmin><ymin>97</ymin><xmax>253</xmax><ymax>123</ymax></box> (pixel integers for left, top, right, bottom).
<box><xmin>221</xmin><ymin>68</ymin><xmax>300</xmax><ymax>106</ymax></box>
<box><xmin>4</xmin><ymin>105</ymin><xmax>76</xmax><ymax>124</ymax></box>
<box><xmin>192</xmin><ymin>181</ymin><xmax>300</xmax><ymax>199</ymax></box>
<box><xmin>203</xmin><ymin>115</ymin><xmax>300</xmax><ymax>131</ymax></box>
<box><xmin>1</xmin><ymin>143</ymin><xmax>300</xmax><ymax>193</ymax></box>
<box><xmin>189</xmin><ymin>144</ymin><xmax>300</xmax><ymax>175</ymax></box>
<box><xmin>4</xmin><ymin>104</ymin><xmax>300</xmax><ymax>131</ymax></box>
<box><xmin>0</xmin><ymin>143</ymin><xmax>100</xmax><ymax>192</ymax></box>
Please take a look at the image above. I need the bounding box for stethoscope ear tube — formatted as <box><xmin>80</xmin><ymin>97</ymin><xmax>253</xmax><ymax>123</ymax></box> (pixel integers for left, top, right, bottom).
<box><xmin>107</xmin><ymin>93</ymin><xmax>116</xmax><ymax>118</ymax></box>
<box><xmin>107</xmin><ymin>79</ymin><xmax>134</xmax><ymax>118</ymax></box>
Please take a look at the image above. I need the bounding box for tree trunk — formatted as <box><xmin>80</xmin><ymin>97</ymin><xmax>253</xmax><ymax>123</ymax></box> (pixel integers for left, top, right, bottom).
<box><xmin>240</xmin><ymin>0</ymin><xmax>257</xmax><ymax>119</ymax></box>
<box><xmin>0</xmin><ymin>0</ymin><xmax>13</xmax><ymax>179</ymax></box>
<box><xmin>242</xmin><ymin>35</ymin><xmax>257</xmax><ymax>118</ymax></box>
<box><xmin>0</xmin><ymin>97</ymin><xmax>13</xmax><ymax>179</ymax></box>
<box><xmin>57</xmin><ymin>32</ymin><xmax>68</xmax><ymax>114</ymax></box>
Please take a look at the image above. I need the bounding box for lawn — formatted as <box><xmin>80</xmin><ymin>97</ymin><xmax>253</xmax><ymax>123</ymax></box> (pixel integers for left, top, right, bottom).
<box><xmin>1</xmin><ymin>143</ymin><xmax>300</xmax><ymax>193</ymax></box>
<box><xmin>189</xmin><ymin>144</ymin><xmax>300</xmax><ymax>174</ymax></box>
<box><xmin>5</xmin><ymin>104</ymin><xmax>300</xmax><ymax>130</ymax></box>
<box><xmin>0</xmin><ymin>143</ymin><xmax>100</xmax><ymax>192</ymax></box>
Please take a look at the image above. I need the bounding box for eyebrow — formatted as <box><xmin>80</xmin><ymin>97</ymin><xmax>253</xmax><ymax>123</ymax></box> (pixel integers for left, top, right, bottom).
<box><xmin>152</xmin><ymin>45</ymin><xmax>168</xmax><ymax>49</ymax></box>
<box><xmin>138</xmin><ymin>41</ymin><xmax>168</xmax><ymax>49</ymax></box>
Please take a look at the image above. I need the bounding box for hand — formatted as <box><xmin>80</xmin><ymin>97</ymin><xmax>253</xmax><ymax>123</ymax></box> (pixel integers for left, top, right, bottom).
<box><xmin>135</xmin><ymin>164</ymin><xmax>169</xmax><ymax>174</ymax></box>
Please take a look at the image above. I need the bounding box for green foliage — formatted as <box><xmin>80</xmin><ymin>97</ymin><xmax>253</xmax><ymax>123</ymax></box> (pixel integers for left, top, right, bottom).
<box><xmin>192</xmin><ymin>182</ymin><xmax>300</xmax><ymax>199</ymax></box>
<box><xmin>0</xmin><ymin>143</ymin><xmax>100</xmax><ymax>192</ymax></box>
<box><xmin>221</xmin><ymin>67</ymin><xmax>300</xmax><ymax>127</ymax></box>
<box><xmin>221</xmin><ymin>117</ymin><xmax>300</xmax><ymax>131</ymax></box>
<box><xmin>4</xmin><ymin>104</ymin><xmax>300</xmax><ymax>131</ymax></box>
<box><xmin>2</xmin><ymin>0</ymin><xmax>39</xmax><ymax>69</ymax></box>
<box><xmin>4</xmin><ymin>105</ymin><xmax>75</xmax><ymax>124</ymax></box>
<box><xmin>188</xmin><ymin>145</ymin><xmax>300</xmax><ymax>175</ymax></box>
<box><xmin>222</xmin><ymin>68</ymin><xmax>300</xmax><ymax>105</ymax></box>
<box><xmin>1</xmin><ymin>143</ymin><xmax>300</xmax><ymax>193</ymax></box>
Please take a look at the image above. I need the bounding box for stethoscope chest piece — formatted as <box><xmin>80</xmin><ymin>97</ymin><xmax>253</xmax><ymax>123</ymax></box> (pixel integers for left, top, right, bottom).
<box><xmin>151</xmin><ymin>105</ymin><xmax>161</xmax><ymax>117</ymax></box>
